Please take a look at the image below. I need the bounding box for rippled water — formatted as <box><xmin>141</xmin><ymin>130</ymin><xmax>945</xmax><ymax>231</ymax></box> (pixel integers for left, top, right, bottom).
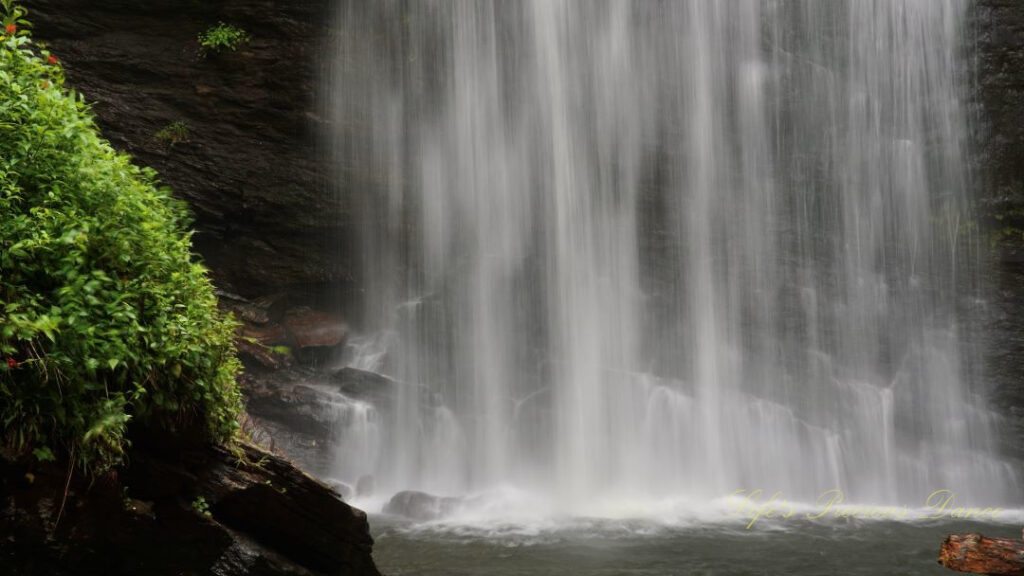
<box><xmin>370</xmin><ymin>513</ymin><xmax>1023</xmax><ymax>576</ymax></box>
<box><xmin>350</xmin><ymin>490</ymin><xmax>1024</xmax><ymax>574</ymax></box>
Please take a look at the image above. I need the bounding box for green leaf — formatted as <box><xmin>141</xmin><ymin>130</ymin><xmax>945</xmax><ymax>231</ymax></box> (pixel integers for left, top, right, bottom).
<box><xmin>32</xmin><ymin>446</ymin><xmax>55</xmax><ymax>463</ymax></box>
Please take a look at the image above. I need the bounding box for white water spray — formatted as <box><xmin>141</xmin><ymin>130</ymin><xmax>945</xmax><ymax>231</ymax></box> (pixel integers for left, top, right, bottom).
<box><xmin>326</xmin><ymin>0</ymin><xmax>1017</xmax><ymax>511</ymax></box>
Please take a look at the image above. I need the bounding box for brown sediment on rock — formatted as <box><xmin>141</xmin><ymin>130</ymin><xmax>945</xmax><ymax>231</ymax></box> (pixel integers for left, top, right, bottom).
<box><xmin>939</xmin><ymin>533</ymin><xmax>1024</xmax><ymax>576</ymax></box>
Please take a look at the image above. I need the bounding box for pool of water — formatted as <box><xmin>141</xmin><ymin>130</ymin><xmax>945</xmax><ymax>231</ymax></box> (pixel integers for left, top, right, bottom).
<box><xmin>368</xmin><ymin>509</ymin><xmax>1022</xmax><ymax>575</ymax></box>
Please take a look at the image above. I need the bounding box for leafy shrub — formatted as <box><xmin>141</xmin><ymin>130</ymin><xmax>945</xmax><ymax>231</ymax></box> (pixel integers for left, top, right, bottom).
<box><xmin>154</xmin><ymin>121</ymin><xmax>192</xmax><ymax>146</ymax></box>
<box><xmin>0</xmin><ymin>16</ymin><xmax>241</xmax><ymax>473</ymax></box>
<box><xmin>198</xmin><ymin>23</ymin><xmax>250</xmax><ymax>56</ymax></box>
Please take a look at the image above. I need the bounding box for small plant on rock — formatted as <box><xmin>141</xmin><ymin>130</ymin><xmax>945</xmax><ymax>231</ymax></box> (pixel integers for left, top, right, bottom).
<box><xmin>198</xmin><ymin>23</ymin><xmax>250</xmax><ymax>56</ymax></box>
<box><xmin>191</xmin><ymin>495</ymin><xmax>212</xmax><ymax>518</ymax></box>
<box><xmin>154</xmin><ymin>121</ymin><xmax>192</xmax><ymax>146</ymax></box>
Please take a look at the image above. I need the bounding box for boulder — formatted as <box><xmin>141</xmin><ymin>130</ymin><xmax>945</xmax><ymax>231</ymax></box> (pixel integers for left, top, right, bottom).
<box><xmin>939</xmin><ymin>533</ymin><xmax>1024</xmax><ymax>575</ymax></box>
<box><xmin>329</xmin><ymin>367</ymin><xmax>440</xmax><ymax>410</ymax></box>
<box><xmin>283</xmin><ymin>307</ymin><xmax>348</xmax><ymax>350</ymax></box>
<box><xmin>330</xmin><ymin>367</ymin><xmax>400</xmax><ymax>405</ymax></box>
<box><xmin>383</xmin><ymin>490</ymin><xmax>462</xmax><ymax>521</ymax></box>
<box><xmin>0</xmin><ymin>442</ymin><xmax>381</xmax><ymax>576</ymax></box>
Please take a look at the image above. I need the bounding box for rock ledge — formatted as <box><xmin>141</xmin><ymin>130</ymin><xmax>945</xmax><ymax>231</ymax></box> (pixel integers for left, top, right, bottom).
<box><xmin>1</xmin><ymin>440</ymin><xmax>381</xmax><ymax>576</ymax></box>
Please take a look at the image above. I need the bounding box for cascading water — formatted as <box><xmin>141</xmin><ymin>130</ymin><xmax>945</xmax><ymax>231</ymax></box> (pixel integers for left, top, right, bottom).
<box><xmin>326</xmin><ymin>0</ymin><xmax>1019</xmax><ymax>511</ymax></box>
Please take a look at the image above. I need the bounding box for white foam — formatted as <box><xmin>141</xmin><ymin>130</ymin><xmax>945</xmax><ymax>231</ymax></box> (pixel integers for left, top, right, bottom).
<box><xmin>364</xmin><ymin>487</ymin><xmax>1024</xmax><ymax>540</ymax></box>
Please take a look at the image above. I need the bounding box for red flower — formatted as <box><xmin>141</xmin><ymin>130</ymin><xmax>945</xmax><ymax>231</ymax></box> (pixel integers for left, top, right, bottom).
<box><xmin>4</xmin><ymin>24</ymin><xmax>15</xmax><ymax>35</ymax></box>
<box><xmin>47</xmin><ymin>55</ymin><xmax>58</xmax><ymax>64</ymax></box>
<box><xmin>6</xmin><ymin>357</ymin><xmax>17</xmax><ymax>369</ymax></box>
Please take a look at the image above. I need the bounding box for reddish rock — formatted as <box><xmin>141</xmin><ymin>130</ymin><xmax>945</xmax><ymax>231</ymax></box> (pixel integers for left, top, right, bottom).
<box><xmin>939</xmin><ymin>533</ymin><xmax>1024</xmax><ymax>575</ymax></box>
<box><xmin>283</xmin><ymin>307</ymin><xmax>347</xmax><ymax>349</ymax></box>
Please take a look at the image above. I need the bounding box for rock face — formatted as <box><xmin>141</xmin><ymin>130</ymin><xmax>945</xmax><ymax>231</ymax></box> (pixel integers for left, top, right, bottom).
<box><xmin>0</xmin><ymin>441</ymin><xmax>381</xmax><ymax>576</ymax></box>
<box><xmin>972</xmin><ymin>1</ymin><xmax>1024</xmax><ymax>462</ymax></box>
<box><xmin>974</xmin><ymin>1</ymin><xmax>1024</xmax><ymax>204</ymax></box>
<box><xmin>241</xmin><ymin>368</ymin><xmax>343</xmax><ymax>476</ymax></box>
<box><xmin>240</xmin><ymin>366</ymin><xmax>401</xmax><ymax>477</ymax></box>
<box><xmin>28</xmin><ymin>0</ymin><xmax>354</xmax><ymax>295</ymax></box>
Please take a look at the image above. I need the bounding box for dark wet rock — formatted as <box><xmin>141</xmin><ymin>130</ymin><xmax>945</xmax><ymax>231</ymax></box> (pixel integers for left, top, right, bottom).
<box><xmin>240</xmin><ymin>365</ymin><xmax>444</xmax><ymax>481</ymax></box>
<box><xmin>325</xmin><ymin>479</ymin><xmax>355</xmax><ymax>500</ymax></box>
<box><xmin>239</xmin><ymin>364</ymin><xmax>401</xmax><ymax>478</ymax></box>
<box><xmin>248</xmin><ymin>381</ymin><xmax>338</xmax><ymax>438</ymax></box>
<box><xmin>329</xmin><ymin>367</ymin><xmax>400</xmax><ymax>405</ymax></box>
<box><xmin>383</xmin><ymin>491</ymin><xmax>462</xmax><ymax>521</ymax></box>
<box><xmin>218</xmin><ymin>290</ymin><xmax>278</xmax><ymax>325</ymax></box>
<box><xmin>0</xmin><ymin>441</ymin><xmax>381</xmax><ymax>576</ymax></box>
<box><xmin>236</xmin><ymin>335</ymin><xmax>292</xmax><ymax>371</ymax></box>
<box><xmin>328</xmin><ymin>367</ymin><xmax>441</xmax><ymax>410</ymax></box>
<box><xmin>241</xmin><ymin>369</ymin><xmax>342</xmax><ymax>476</ymax></box>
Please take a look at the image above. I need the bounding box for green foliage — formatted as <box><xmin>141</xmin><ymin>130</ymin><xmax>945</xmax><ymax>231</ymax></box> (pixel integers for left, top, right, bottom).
<box><xmin>32</xmin><ymin>445</ymin><xmax>54</xmax><ymax>462</ymax></box>
<box><xmin>0</xmin><ymin>12</ymin><xmax>241</xmax><ymax>474</ymax></box>
<box><xmin>191</xmin><ymin>495</ymin><xmax>212</xmax><ymax>517</ymax></box>
<box><xmin>198</xmin><ymin>23</ymin><xmax>250</xmax><ymax>56</ymax></box>
<box><xmin>0</xmin><ymin>0</ymin><xmax>29</xmax><ymax>33</ymax></box>
<box><xmin>154</xmin><ymin>121</ymin><xmax>192</xmax><ymax>146</ymax></box>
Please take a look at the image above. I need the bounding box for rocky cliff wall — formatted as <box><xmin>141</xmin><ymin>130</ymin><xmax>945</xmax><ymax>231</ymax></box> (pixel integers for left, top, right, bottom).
<box><xmin>974</xmin><ymin>1</ymin><xmax>1024</xmax><ymax>205</ymax></box>
<box><xmin>28</xmin><ymin>0</ymin><xmax>353</xmax><ymax>296</ymax></box>
<box><xmin>972</xmin><ymin>1</ymin><xmax>1024</xmax><ymax>460</ymax></box>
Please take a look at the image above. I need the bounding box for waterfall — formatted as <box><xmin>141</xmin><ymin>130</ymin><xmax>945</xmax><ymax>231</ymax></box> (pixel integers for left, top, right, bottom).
<box><xmin>326</xmin><ymin>0</ymin><xmax>1018</xmax><ymax>508</ymax></box>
